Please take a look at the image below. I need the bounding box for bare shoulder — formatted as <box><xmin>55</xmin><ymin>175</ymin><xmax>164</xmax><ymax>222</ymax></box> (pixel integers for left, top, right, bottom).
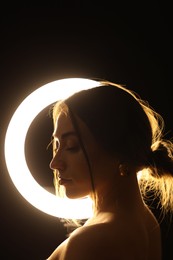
<box><xmin>46</xmin><ymin>224</ymin><xmax>110</xmax><ymax>260</ymax></box>
<box><xmin>63</xmin><ymin>210</ymin><xmax>162</xmax><ymax>260</ymax></box>
<box><xmin>47</xmin><ymin>209</ymin><xmax>162</xmax><ymax>260</ymax></box>
<box><xmin>62</xmin><ymin>223</ymin><xmax>122</xmax><ymax>260</ymax></box>
<box><xmin>60</xmin><ymin>219</ymin><xmax>151</xmax><ymax>260</ymax></box>
<box><xmin>46</xmin><ymin>238</ymin><xmax>69</xmax><ymax>260</ymax></box>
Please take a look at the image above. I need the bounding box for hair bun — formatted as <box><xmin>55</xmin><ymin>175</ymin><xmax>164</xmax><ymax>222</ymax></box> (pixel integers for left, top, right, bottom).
<box><xmin>150</xmin><ymin>141</ymin><xmax>173</xmax><ymax>177</ymax></box>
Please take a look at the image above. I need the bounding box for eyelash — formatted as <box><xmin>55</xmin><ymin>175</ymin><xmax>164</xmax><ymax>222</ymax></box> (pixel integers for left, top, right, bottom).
<box><xmin>66</xmin><ymin>146</ymin><xmax>79</xmax><ymax>151</ymax></box>
<box><xmin>54</xmin><ymin>144</ymin><xmax>79</xmax><ymax>153</ymax></box>
<box><xmin>48</xmin><ymin>138</ymin><xmax>79</xmax><ymax>153</ymax></box>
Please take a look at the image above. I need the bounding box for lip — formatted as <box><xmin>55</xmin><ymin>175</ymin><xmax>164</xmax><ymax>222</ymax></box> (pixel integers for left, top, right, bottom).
<box><xmin>58</xmin><ymin>178</ymin><xmax>72</xmax><ymax>186</ymax></box>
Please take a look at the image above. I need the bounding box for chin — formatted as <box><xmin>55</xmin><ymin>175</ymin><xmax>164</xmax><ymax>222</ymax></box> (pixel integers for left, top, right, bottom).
<box><xmin>65</xmin><ymin>189</ymin><xmax>89</xmax><ymax>200</ymax></box>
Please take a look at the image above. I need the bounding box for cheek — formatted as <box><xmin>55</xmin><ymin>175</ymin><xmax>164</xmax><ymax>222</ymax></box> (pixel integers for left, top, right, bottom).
<box><xmin>69</xmin><ymin>151</ymin><xmax>90</xmax><ymax>178</ymax></box>
<box><xmin>72</xmin><ymin>160</ymin><xmax>92</xmax><ymax>190</ymax></box>
<box><xmin>65</xmin><ymin>152</ymin><xmax>92</xmax><ymax>198</ymax></box>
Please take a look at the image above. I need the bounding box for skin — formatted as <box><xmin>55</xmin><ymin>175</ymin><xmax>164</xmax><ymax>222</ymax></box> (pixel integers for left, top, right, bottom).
<box><xmin>47</xmin><ymin>113</ymin><xmax>162</xmax><ymax>260</ymax></box>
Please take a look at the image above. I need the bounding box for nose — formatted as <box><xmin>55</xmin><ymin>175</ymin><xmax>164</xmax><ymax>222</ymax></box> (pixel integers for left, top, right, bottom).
<box><xmin>49</xmin><ymin>153</ymin><xmax>66</xmax><ymax>171</ymax></box>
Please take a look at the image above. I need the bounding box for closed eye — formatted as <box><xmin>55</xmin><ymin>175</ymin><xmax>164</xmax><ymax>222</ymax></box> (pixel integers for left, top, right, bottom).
<box><xmin>66</xmin><ymin>146</ymin><xmax>79</xmax><ymax>152</ymax></box>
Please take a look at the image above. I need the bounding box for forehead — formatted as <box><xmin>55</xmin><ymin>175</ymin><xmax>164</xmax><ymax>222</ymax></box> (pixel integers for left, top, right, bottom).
<box><xmin>53</xmin><ymin>112</ymin><xmax>94</xmax><ymax>145</ymax></box>
<box><xmin>53</xmin><ymin>112</ymin><xmax>108</xmax><ymax>157</ymax></box>
<box><xmin>53</xmin><ymin>113</ymin><xmax>75</xmax><ymax>137</ymax></box>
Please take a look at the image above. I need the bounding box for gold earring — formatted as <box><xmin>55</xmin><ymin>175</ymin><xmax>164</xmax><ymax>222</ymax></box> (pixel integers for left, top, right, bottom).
<box><xmin>119</xmin><ymin>164</ymin><xmax>128</xmax><ymax>177</ymax></box>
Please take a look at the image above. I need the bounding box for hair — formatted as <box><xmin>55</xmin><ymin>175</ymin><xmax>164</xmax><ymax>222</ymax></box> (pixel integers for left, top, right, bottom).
<box><xmin>50</xmin><ymin>80</ymin><xmax>173</xmax><ymax>227</ymax></box>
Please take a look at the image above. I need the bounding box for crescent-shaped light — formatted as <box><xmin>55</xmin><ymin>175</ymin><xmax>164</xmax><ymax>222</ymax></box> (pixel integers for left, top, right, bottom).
<box><xmin>4</xmin><ymin>78</ymin><xmax>101</xmax><ymax>219</ymax></box>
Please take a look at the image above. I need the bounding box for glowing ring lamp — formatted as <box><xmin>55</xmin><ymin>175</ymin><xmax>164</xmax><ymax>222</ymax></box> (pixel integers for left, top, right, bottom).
<box><xmin>4</xmin><ymin>78</ymin><xmax>101</xmax><ymax>219</ymax></box>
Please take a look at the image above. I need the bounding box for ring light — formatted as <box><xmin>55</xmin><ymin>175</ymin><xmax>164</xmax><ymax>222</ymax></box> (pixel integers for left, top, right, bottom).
<box><xmin>4</xmin><ymin>78</ymin><xmax>100</xmax><ymax>219</ymax></box>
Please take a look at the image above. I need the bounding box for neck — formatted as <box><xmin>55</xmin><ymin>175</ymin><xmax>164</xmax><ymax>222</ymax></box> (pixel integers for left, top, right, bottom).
<box><xmin>90</xmin><ymin>173</ymin><xmax>145</xmax><ymax>218</ymax></box>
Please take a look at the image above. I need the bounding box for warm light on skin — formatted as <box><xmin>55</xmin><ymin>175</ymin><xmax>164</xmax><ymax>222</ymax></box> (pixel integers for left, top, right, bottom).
<box><xmin>4</xmin><ymin>78</ymin><xmax>100</xmax><ymax>219</ymax></box>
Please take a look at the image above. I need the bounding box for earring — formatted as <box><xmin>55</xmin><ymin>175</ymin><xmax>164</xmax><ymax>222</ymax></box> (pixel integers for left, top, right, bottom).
<box><xmin>119</xmin><ymin>164</ymin><xmax>128</xmax><ymax>177</ymax></box>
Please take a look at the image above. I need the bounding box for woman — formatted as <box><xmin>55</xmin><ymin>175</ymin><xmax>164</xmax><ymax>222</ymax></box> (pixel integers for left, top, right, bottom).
<box><xmin>47</xmin><ymin>80</ymin><xmax>173</xmax><ymax>260</ymax></box>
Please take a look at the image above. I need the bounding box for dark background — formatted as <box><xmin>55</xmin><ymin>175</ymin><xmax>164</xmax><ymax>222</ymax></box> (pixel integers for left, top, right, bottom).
<box><xmin>1</xmin><ymin>5</ymin><xmax>173</xmax><ymax>260</ymax></box>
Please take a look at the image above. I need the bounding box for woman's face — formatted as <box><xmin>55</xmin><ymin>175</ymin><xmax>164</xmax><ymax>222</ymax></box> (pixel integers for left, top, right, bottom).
<box><xmin>50</xmin><ymin>111</ymin><xmax>117</xmax><ymax>200</ymax></box>
<box><xmin>49</xmin><ymin>112</ymin><xmax>93</xmax><ymax>199</ymax></box>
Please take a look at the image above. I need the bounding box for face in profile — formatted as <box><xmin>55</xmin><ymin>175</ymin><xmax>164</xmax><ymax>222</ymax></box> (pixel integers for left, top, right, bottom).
<box><xmin>49</xmin><ymin>112</ymin><xmax>93</xmax><ymax>199</ymax></box>
<box><xmin>50</xmin><ymin>110</ymin><xmax>118</xmax><ymax>200</ymax></box>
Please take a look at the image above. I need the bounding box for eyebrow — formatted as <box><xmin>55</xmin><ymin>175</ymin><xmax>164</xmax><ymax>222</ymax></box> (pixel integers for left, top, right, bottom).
<box><xmin>52</xmin><ymin>131</ymin><xmax>77</xmax><ymax>141</ymax></box>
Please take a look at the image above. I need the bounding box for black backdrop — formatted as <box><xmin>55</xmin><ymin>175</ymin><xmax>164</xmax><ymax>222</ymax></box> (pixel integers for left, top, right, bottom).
<box><xmin>1</xmin><ymin>6</ymin><xmax>172</xmax><ymax>260</ymax></box>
